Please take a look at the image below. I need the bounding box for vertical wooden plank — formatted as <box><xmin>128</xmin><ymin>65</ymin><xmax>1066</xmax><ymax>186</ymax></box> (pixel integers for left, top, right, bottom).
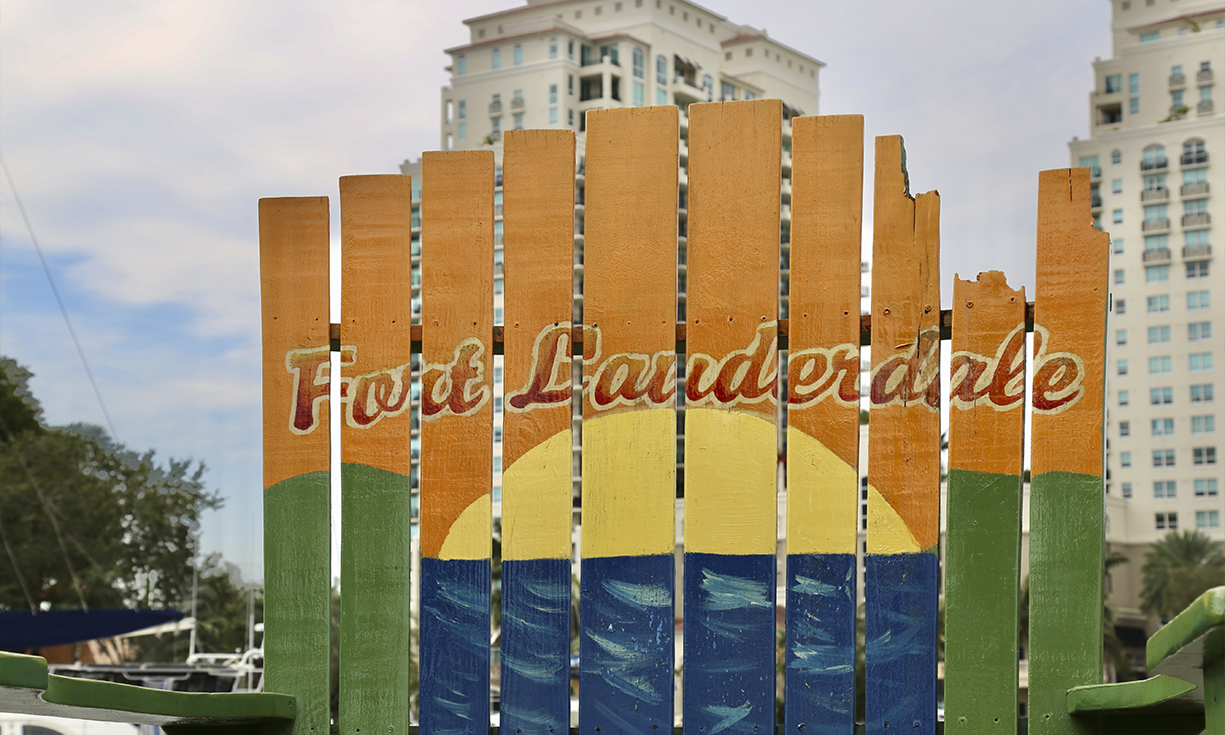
<box><xmin>337</xmin><ymin>176</ymin><xmax>414</xmax><ymax>735</ymax></box>
<box><xmin>500</xmin><ymin>129</ymin><xmax>576</xmax><ymax>734</ymax></box>
<box><xmin>865</xmin><ymin>136</ymin><xmax>940</xmax><ymax>735</ymax></box>
<box><xmin>944</xmin><ymin>271</ymin><xmax>1026</xmax><ymax>734</ymax></box>
<box><xmin>683</xmin><ymin>98</ymin><xmax>781</xmax><ymax>735</ymax></box>
<box><xmin>418</xmin><ymin>152</ymin><xmax>495</xmax><ymax>735</ymax></box>
<box><xmin>1028</xmin><ymin>168</ymin><xmax>1108</xmax><ymax>735</ymax></box>
<box><xmin>260</xmin><ymin>197</ymin><xmax>332</xmax><ymax>735</ymax></box>
<box><xmin>579</xmin><ymin>105</ymin><xmax>677</xmax><ymax>735</ymax></box>
<box><xmin>784</xmin><ymin>114</ymin><xmax>863</xmax><ymax>735</ymax></box>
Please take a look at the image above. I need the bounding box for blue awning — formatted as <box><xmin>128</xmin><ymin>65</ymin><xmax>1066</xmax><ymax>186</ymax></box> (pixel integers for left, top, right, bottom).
<box><xmin>0</xmin><ymin>609</ymin><xmax>184</xmax><ymax>651</ymax></box>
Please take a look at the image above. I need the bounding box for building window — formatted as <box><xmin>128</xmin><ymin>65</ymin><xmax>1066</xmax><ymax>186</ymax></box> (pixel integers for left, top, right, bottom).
<box><xmin>1105</xmin><ymin>74</ymin><xmax>1122</xmax><ymax>93</ymax></box>
<box><xmin>1144</xmin><ymin>204</ymin><xmax>1168</xmax><ymax>224</ymax></box>
<box><xmin>1151</xmin><ymin>387</ymin><xmax>1173</xmax><ymax>405</ymax></box>
<box><xmin>492</xmin><ymin>48</ymin><xmax>501</xmax><ymax>69</ymax></box>
<box><xmin>1111</xmin><ymin>149</ymin><xmax>1122</xmax><ymax>164</ymax></box>
<box><xmin>1112</xmin><ymin>208</ymin><xmax>1123</xmax><ymax>223</ymax></box>
<box><xmin>1153</xmin><ymin>449</ymin><xmax>1176</xmax><ymax>467</ymax></box>
<box><xmin>1116</xmin><ymin>298</ymin><xmax>1126</xmax><ymax>314</ymax></box>
<box><xmin>1115</xmin><ymin>268</ymin><xmax>1126</xmax><ymax>284</ymax></box>
<box><xmin>550</xmin><ymin>84</ymin><xmax>558</xmax><ymax>104</ymax></box>
<box><xmin>1143</xmin><ymin>144</ymin><xmax>1166</xmax><ymax>168</ymax></box>
<box><xmin>457</xmin><ymin>55</ymin><xmax>467</xmax><ymax>75</ymax></box>
<box><xmin>1145</xmin><ymin>264</ymin><xmax>1169</xmax><ymax>282</ymax></box>
<box><xmin>1196</xmin><ymin>478</ymin><xmax>1220</xmax><ymax>496</ymax></box>
<box><xmin>1118</xmin><ymin>359</ymin><xmax>1128</xmax><ymax>376</ymax></box>
<box><xmin>1117</xmin><ymin>329</ymin><xmax>1128</xmax><ymax>345</ymax></box>
<box><xmin>1197</xmin><ymin>510</ymin><xmax>1221</xmax><ymax>529</ymax></box>
<box><xmin>569</xmin><ymin>74</ymin><xmax>575</xmax><ymax>95</ymax></box>
<box><xmin>703</xmin><ymin>74</ymin><xmax>714</xmax><ymax>101</ymax></box>
<box><xmin>1191</xmin><ymin>384</ymin><xmax>1214</xmax><ymax>403</ymax></box>
<box><xmin>549</xmin><ymin>38</ymin><xmax>558</xmax><ymax>59</ymax></box>
<box><xmin>1122</xmin><ymin>482</ymin><xmax>1133</xmax><ymax>498</ymax></box>
<box><xmin>549</xmin><ymin>107</ymin><xmax>558</xmax><ymax>124</ymax></box>
<box><xmin>1120</xmin><ymin>420</ymin><xmax>1131</xmax><ymax>436</ymax></box>
<box><xmin>1188</xmin><ymin>261</ymin><xmax>1211</xmax><ymax>279</ymax></box>
<box><xmin>633</xmin><ymin>80</ymin><xmax>644</xmax><ymax>106</ymax></box>
<box><xmin>1172</xmin><ymin>89</ymin><xmax>1185</xmax><ymax>109</ymax></box>
<box><xmin>513</xmin><ymin>44</ymin><xmax>523</xmax><ymax>66</ymax></box>
<box><xmin>1121</xmin><ymin>451</ymin><xmax>1132</xmax><ymax>467</ymax></box>
<box><xmin>458</xmin><ymin>100</ymin><xmax>467</xmax><ymax>119</ymax></box>
<box><xmin>568</xmin><ymin>40</ymin><xmax>575</xmax><ymax>60</ymax></box>
<box><xmin>1194</xmin><ymin>447</ymin><xmax>1217</xmax><ymax>465</ymax></box>
<box><xmin>1152</xmin><ymin>418</ymin><xmax>1175</xmax><ymax>436</ymax></box>
<box><xmin>1113</xmin><ymin>238</ymin><xmax>1124</xmax><ymax>254</ymax></box>
<box><xmin>1192</xmin><ymin>415</ymin><xmax>1216</xmax><ymax>434</ymax></box>
<box><xmin>1140</xmin><ymin>31</ymin><xmax>1159</xmax><ymax>42</ymax></box>
<box><xmin>1190</xmin><ymin>353</ymin><xmax>1214</xmax><ymax>372</ymax></box>
<box><xmin>633</xmin><ymin>47</ymin><xmax>645</xmax><ymax>78</ymax></box>
<box><xmin>1187</xmin><ymin>230</ymin><xmax>1209</xmax><ymax>249</ymax></box>
<box><xmin>491</xmin><ymin>116</ymin><xmax>501</xmax><ymax>134</ymax></box>
<box><xmin>656</xmin><ymin>55</ymin><xmax>667</xmax><ymax>84</ymax></box>
<box><xmin>721</xmin><ymin>81</ymin><xmax>735</xmax><ymax>101</ymax></box>
<box><xmin>568</xmin><ymin>109</ymin><xmax>574</xmax><ymax>126</ymax></box>
<box><xmin>1190</xmin><ymin>290</ymin><xmax>1211</xmax><ymax>310</ymax></box>
<box><xmin>1190</xmin><ymin>322</ymin><xmax>1212</xmax><ymax>341</ymax></box>
<box><xmin>1112</xmin><ymin>178</ymin><xmax>1123</xmax><ymax>193</ymax></box>
<box><xmin>1154</xmin><ymin>480</ymin><xmax>1177</xmax><ymax>498</ymax></box>
<box><xmin>1148</xmin><ymin>294</ymin><xmax>1169</xmax><ymax>312</ymax></box>
<box><xmin>657</xmin><ymin>88</ymin><xmax>668</xmax><ymax>105</ymax></box>
<box><xmin>1119</xmin><ymin>390</ymin><xmax>1130</xmax><ymax>406</ymax></box>
<box><xmin>513</xmin><ymin>113</ymin><xmax>524</xmax><ymax>129</ymax></box>
<box><xmin>1149</xmin><ymin>356</ymin><xmax>1172</xmax><ymax>375</ymax></box>
<box><xmin>1185</xmin><ymin>167</ymin><xmax>1208</xmax><ymax>186</ymax></box>
<box><xmin>1148</xmin><ymin>325</ymin><xmax>1171</xmax><ymax>344</ymax></box>
<box><xmin>1156</xmin><ymin>512</ymin><xmax>1179</xmax><ymax>530</ymax></box>
<box><xmin>1129</xmin><ymin>72</ymin><xmax>1140</xmax><ymax>93</ymax></box>
<box><xmin>1130</xmin><ymin>97</ymin><xmax>1140</xmax><ymax>115</ymax></box>
<box><xmin>457</xmin><ymin>122</ymin><xmax>467</xmax><ymax>139</ymax></box>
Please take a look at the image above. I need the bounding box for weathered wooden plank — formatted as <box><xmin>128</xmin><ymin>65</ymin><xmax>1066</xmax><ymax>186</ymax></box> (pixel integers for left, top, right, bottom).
<box><xmin>259</xmin><ymin>196</ymin><xmax>332</xmax><ymax>735</ymax></box>
<box><xmin>337</xmin><ymin>176</ymin><xmax>414</xmax><ymax>735</ymax></box>
<box><xmin>418</xmin><ymin>153</ymin><xmax>495</xmax><ymax>735</ymax></box>
<box><xmin>865</xmin><ymin>136</ymin><xmax>940</xmax><ymax>735</ymax></box>
<box><xmin>683</xmin><ymin>98</ymin><xmax>781</xmax><ymax>735</ymax></box>
<box><xmin>500</xmin><ymin>129</ymin><xmax>576</xmax><ymax>734</ymax></box>
<box><xmin>944</xmin><ymin>271</ymin><xmax>1026</xmax><ymax>734</ymax></box>
<box><xmin>783</xmin><ymin>114</ymin><xmax>863</xmax><ymax>735</ymax></box>
<box><xmin>1027</xmin><ymin>167</ymin><xmax>1109</xmax><ymax>735</ymax></box>
<box><xmin>579</xmin><ymin>105</ymin><xmax>678</xmax><ymax>735</ymax></box>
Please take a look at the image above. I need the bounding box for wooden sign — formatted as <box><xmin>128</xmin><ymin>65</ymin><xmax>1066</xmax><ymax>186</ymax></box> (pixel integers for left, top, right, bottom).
<box><xmin>683</xmin><ymin>98</ymin><xmax>781</xmax><ymax>735</ymax></box>
<box><xmin>579</xmin><ymin>106</ymin><xmax>678</xmax><ymax>735</ymax></box>
<box><xmin>943</xmin><ymin>271</ymin><xmax>1026</xmax><ymax>733</ymax></box>
<box><xmin>865</xmin><ymin>136</ymin><xmax>941</xmax><ymax>735</ymax></box>
<box><xmin>418</xmin><ymin>153</ymin><xmax>495</xmax><ymax>735</ymax></box>
<box><xmin>259</xmin><ymin>196</ymin><xmax>332</xmax><ymax>735</ymax></box>
<box><xmin>500</xmin><ymin>129</ymin><xmax>575</xmax><ymax>734</ymax></box>
<box><xmin>784</xmin><ymin>114</ymin><xmax>863</xmax><ymax>734</ymax></box>
<box><xmin>1027</xmin><ymin>168</ymin><xmax>1109</xmax><ymax>735</ymax></box>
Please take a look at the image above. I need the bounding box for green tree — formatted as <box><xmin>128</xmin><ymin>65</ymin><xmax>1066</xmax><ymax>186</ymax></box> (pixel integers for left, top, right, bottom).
<box><xmin>133</xmin><ymin>555</ymin><xmax>261</xmax><ymax>661</ymax></box>
<box><xmin>0</xmin><ymin>357</ymin><xmax>221</xmax><ymax>615</ymax></box>
<box><xmin>1140</xmin><ymin>529</ymin><xmax>1225</xmax><ymax>621</ymax></box>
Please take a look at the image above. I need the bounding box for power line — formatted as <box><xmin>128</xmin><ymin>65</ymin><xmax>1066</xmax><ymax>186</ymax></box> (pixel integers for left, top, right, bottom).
<box><xmin>0</xmin><ymin>151</ymin><xmax>119</xmax><ymax>441</ymax></box>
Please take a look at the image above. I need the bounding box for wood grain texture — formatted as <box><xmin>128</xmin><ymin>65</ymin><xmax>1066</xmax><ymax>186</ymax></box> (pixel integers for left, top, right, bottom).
<box><xmin>258</xmin><ymin>197</ymin><xmax>331</xmax><ymax>735</ymax></box>
<box><xmin>683</xmin><ymin>98</ymin><xmax>781</xmax><ymax>735</ymax></box>
<box><xmin>418</xmin><ymin>152</ymin><xmax>494</xmax><ymax>735</ymax></box>
<box><xmin>579</xmin><ymin>105</ymin><xmax>677</xmax><ymax>735</ymax></box>
<box><xmin>944</xmin><ymin>272</ymin><xmax>1025</xmax><ymax>735</ymax></box>
<box><xmin>783</xmin><ymin>114</ymin><xmax>863</xmax><ymax>735</ymax></box>
<box><xmin>336</xmin><ymin>176</ymin><xmax>414</xmax><ymax>735</ymax></box>
<box><xmin>499</xmin><ymin>129</ymin><xmax>575</xmax><ymax>734</ymax></box>
<box><xmin>1028</xmin><ymin>167</ymin><xmax>1109</xmax><ymax>735</ymax></box>
<box><xmin>865</xmin><ymin>136</ymin><xmax>940</xmax><ymax>735</ymax></box>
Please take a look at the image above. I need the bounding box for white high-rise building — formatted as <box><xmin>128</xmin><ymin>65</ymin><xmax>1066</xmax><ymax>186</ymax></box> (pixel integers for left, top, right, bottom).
<box><xmin>1069</xmin><ymin>0</ymin><xmax>1224</xmax><ymax>645</ymax></box>
<box><xmin>402</xmin><ymin>0</ymin><xmax>826</xmax><ymax>522</ymax></box>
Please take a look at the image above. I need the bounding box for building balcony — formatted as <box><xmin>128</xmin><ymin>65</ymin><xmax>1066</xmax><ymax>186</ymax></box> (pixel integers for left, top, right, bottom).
<box><xmin>1198</xmin><ymin>69</ymin><xmax>1214</xmax><ymax>84</ymax></box>
<box><xmin>1142</xmin><ymin>218</ymin><xmax>1171</xmax><ymax>233</ymax></box>
<box><xmin>1183</xmin><ymin>212</ymin><xmax>1211</xmax><ymax>228</ymax></box>
<box><xmin>782</xmin><ymin>149</ymin><xmax>792</xmax><ymax>171</ymax></box>
<box><xmin>511</xmin><ymin>97</ymin><xmax>525</xmax><ymax>111</ymax></box>
<box><xmin>489</xmin><ymin>101</ymin><xmax>502</xmax><ymax>114</ymax></box>
<box><xmin>1182</xmin><ymin>151</ymin><xmax>1208</xmax><ymax>166</ymax></box>
<box><xmin>678</xmin><ymin>137</ymin><xmax>688</xmax><ymax>159</ymax></box>
<box><xmin>672</xmin><ymin>76</ymin><xmax>707</xmax><ymax>103</ymax></box>
<box><xmin>1183</xmin><ymin>244</ymin><xmax>1212</xmax><ymax>260</ymax></box>
<box><xmin>678</xmin><ymin>109</ymin><xmax>688</xmax><ymax>132</ymax></box>
<box><xmin>1169</xmin><ymin>74</ymin><xmax>1187</xmax><ymax>88</ymax></box>
<box><xmin>1142</xmin><ymin>186</ymin><xmax>1169</xmax><ymax>202</ymax></box>
<box><xmin>1141</xmin><ymin>158</ymin><xmax>1169</xmax><ymax>172</ymax></box>
<box><xmin>1091</xmin><ymin>193</ymin><xmax>1103</xmax><ymax>210</ymax></box>
<box><xmin>494</xmin><ymin>203</ymin><xmax>503</xmax><ymax>216</ymax></box>
<box><xmin>781</xmin><ymin>118</ymin><xmax>792</xmax><ymax>140</ymax></box>
<box><xmin>781</xmin><ymin>177</ymin><xmax>792</xmax><ymax>199</ymax></box>
<box><xmin>1198</xmin><ymin>100</ymin><xmax>1214</xmax><ymax>115</ymax></box>
<box><xmin>1182</xmin><ymin>182</ymin><xmax>1210</xmax><ymax>198</ymax></box>
<box><xmin>1143</xmin><ymin>248</ymin><xmax>1172</xmax><ymax>263</ymax></box>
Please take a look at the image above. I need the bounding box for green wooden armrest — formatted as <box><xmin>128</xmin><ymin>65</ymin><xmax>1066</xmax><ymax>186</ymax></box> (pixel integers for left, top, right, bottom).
<box><xmin>0</xmin><ymin>651</ymin><xmax>296</xmax><ymax>727</ymax></box>
<box><xmin>1147</xmin><ymin>585</ymin><xmax>1225</xmax><ymax>676</ymax></box>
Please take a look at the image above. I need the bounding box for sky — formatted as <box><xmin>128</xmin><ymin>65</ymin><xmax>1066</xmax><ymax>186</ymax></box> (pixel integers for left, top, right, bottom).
<box><xmin>0</xmin><ymin>1</ymin><xmax>1113</xmax><ymax>582</ymax></box>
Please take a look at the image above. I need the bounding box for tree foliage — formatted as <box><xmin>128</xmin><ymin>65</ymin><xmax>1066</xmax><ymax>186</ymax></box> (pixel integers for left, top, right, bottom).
<box><xmin>133</xmin><ymin>555</ymin><xmax>260</xmax><ymax>660</ymax></box>
<box><xmin>0</xmin><ymin>357</ymin><xmax>222</xmax><ymax>614</ymax></box>
<box><xmin>1140</xmin><ymin>529</ymin><xmax>1225</xmax><ymax>621</ymax></box>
